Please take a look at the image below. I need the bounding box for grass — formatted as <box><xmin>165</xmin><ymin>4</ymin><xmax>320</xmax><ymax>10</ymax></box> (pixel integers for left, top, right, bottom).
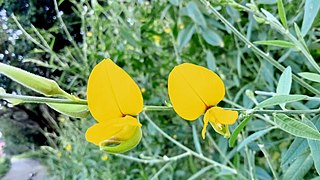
<box><xmin>1</xmin><ymin>0</ymin><xmax>320</xmax><ymax>179</ymax></box>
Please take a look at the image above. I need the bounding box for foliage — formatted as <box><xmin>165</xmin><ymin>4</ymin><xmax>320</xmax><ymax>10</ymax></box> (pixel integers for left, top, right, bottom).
<box><xmin>0</xmin><ymin>156</ymin><xmax>10</xmax><ymax>178</ymax></box>
<box><xmin>1</xmin><ymin>0</ymin><xmax>320</xmax><ymax>179</ymax></box>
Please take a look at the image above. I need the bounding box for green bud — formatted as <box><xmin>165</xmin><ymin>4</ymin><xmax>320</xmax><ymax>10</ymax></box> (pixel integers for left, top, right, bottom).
<box><xmin>47</xmin><ymin>103</ymin><xmax>90</xmax><ymax>118</ymax></box>
<box><xmin>99</xmin><ymin>127</ymin><xmax>142</xmax><ymax>153</ymax></box>
<box><xmin>0</xmin><ymin>63</ymin><xmax>72</xmax><ymax>99</ymax></box>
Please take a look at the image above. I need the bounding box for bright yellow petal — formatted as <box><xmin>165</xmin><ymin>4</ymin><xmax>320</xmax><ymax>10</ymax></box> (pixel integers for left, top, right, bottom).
<box><xmin>87</xmin><ymin>59</ymin><xmax>143</xmax><ymax>122</ymax></box>
<box><xmin>201</xmin><ymin>114</ymin><xmax>210</xmax><ymax>139</ymax></box>
<box><xmin>168</xmin><ymin>63</ymin><xmax>225</xmax><ymax>120</ymax></box>
<box><xmin>206</xmin><ymin>107</ymin><xmax>238</xmax><ymax>125</ymax></box>
<box><xmin>85</xmin><ymin>116</ymin><xmax>141</xmax><ymax>145</ymax></box>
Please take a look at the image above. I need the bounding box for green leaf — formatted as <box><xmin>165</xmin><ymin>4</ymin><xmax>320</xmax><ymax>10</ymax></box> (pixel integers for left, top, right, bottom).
<box><xmin>294</xmin><ymin>23</ymin><xmax>309</xmax><ymax>52</ymax></box>
<box><xmin>301</xmin><ymin>0</ymin><xmax>320</xmax><ymax>36</ymax></box>
<box><xmin>254</xmin><ymin>40</ymin><xmax>294</xmax><ymax>48</ymax></box>
<box><xmin>229</xmin><ymin>115</ymin><xmax>252</xmax><ymax>147</ymax></box>
<box><xmin>177</xmin><ymin>24</ymin><xmax>196</xmax><ymax>52</ymax></box>
<box><xmin>298</xmin><ymin>72</ymin><xmax>320</xmax><ymax>83</ymax></box>
<box><xmin>276</xmin><ymin>66</ymin><xmax>292</xmax><ymax>109</ymax></box>
<box><xmin>201</xmin><ymin>28</ymin><xmax>223</xmax><ymax>47</ymax></box>
<box><xmin>186</xmin><ymin>1</ymin><xmax>207</xmax><ymax>28</ymax></box>
<box><xmin>206</xmin><ymin>50</ymin><xmax>216</xmax><ymax>71</ymax></box>
<box><xmin>305</xmin><ymin>117</ymin><xmax>320</xmax><ymax>175</ymax></box>
<box><xmin>237</xmin><ymin>126</ymin><xmax>275</xmax><ymax>151</ymax></box>
<box><xmin>283</xmin><ymin>152</ymin><xmax>313</xmax><ymax>180</ymax></box>
<box><xmin>274</xmin><ymin>113</ymin><xmax>320</xmax><ymax>140</ymax></box>
<box><xmin>277</xmin><ymin>0</ymin><xmax>288</xmax><ymax>29</ymax></box>
<box><xmin>47</xmin><ymin>103</ymin><xmax>90</xmax><ymax>118</ymax></box>
<box><xmin>281</xmin><ymin>137</ymin><xmax>308</xmax><ymax>167</ymax></box>
<box><xmin>256</xmin><ymin>95</ymin><xmax>307</xmax><ymax>108</ymax></box>
<box><xmin>276</xmin><ymin>66</ymin><xmax>292</xmax><ymax>95</ymax></box>
<box><xmin>169</xmin><ymin>0</ymin><xmax>179</xmax><ymax>6</ymax></box>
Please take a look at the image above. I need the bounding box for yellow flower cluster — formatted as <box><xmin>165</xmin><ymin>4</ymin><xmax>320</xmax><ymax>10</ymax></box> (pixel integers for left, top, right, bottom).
<box><xmin>85</xmin><ymin>59</ymin><xmax>238</xmax><ymax>153</ymax></box>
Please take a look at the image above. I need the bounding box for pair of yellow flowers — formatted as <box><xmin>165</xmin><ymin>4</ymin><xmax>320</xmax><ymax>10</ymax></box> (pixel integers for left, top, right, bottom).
<box><xmin>86</xmin><ymin>59</ymin><xmax>238</xmax><ymax>153</ymax></box>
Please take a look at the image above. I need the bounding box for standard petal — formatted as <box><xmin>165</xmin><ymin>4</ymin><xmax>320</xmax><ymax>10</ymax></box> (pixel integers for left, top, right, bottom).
<box><xmin>206</xmin><ymin>107</ymin><xmax>238</xmax><ymax>125</ymax></box>
<box><xmin>168</xmin><ymin>66</ymin><xmax>206</xmax><ymax>120</ymax></box>
<box><xmin>87</xmin><ymin>59</ymin><xmax>143</xmax><ymax>122</ymax></box>
<box><xmin>168</xmin><ymin>63</ymin><xmax>225</xmax><ymax>120</ymax></box>
<box><xmin>85</xmin><ymin>116</ymin><xmax>141</xmax><ymax>145</ymax></box>
<box><xmin>171</xmin><ymin>63</ymin><xmax>225</xmax><ymax>107</ymax></box>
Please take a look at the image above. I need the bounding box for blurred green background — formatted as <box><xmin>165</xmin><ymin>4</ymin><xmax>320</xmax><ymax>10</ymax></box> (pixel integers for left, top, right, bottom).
<box><xmin>0</xmin><ymin>0</ymin><xmax>320</xmax><ymax>179</ymax></box>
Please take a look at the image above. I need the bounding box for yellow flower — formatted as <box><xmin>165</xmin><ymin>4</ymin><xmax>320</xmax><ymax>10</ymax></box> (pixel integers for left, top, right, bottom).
<box><xmin>86</xmin><ymin>31</ymin><xmax>93</xmax><ymax>37</ymax></box>
<box><xmin>65</xmin><ymin>144</ymin><xmax>72</xmax><ymax>151</ymax></box>
<box><xmin>101</xmin><ymin>154</ymin><xmax>109</xmax><ymax>161</ymax></box>
<box><xmin>164</xmin><ymin>28</ymin><xmax>172</xmax><ymax>33</ymax></box>
<box><xmin>141</xmin><ymin>87</ymin><xmax>146</xmax><ymax>93</ymax></box>
<box><xmin>168</xmin><ymin>63</ymin><xmax>238</xmax><ymax>139</ymax></box>
<box><xmin>178</xmin><ymin>24</ymin><xmax>185</xmax><ymax>29</ymax></box>
<box><xmin>152</xmin><ymin>35</ymin><xmax>161</xmax><ymax>44</ymax></box>
<box><xmin>86</xmin><ymin>59</ymin><xmax>143</xmax><ymax>153</ymax></box>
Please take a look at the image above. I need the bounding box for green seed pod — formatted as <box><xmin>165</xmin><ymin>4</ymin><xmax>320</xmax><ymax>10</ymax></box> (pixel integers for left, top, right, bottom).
<box><xmin>99</xmin><ymin>127</ymin><xmax>142</xmax><ymax>153</ymax></box>
<box><xmin>0</xmin><ymin>62</ymin><xmax>72</xmax><ymax>98</ymax></box>
<box><xmin>47</xmin><ymin>103</ymin><xmax>90</xmax><ymax>118</ymax></box>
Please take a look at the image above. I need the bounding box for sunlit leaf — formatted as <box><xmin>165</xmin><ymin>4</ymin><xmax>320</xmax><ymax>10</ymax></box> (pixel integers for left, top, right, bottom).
<box><xmin>254</xmin><ymin>40</ymin><xmax>294</xmax><ymax>48</ymax></box>
<box><xmin>274</xmin><ymin>114</ymin><xmax>320</xmax><ymax>140</ymax></box>
<box><xmin>301</xmin><ymin>0</ymin><xmax>320</xmax><ymax>36</ymax></box>
<box><xmin>256</xmin><ymin>95</ymin><xmax>307</xmax><ymax>108</ymax></box>
<box><xmin>298</xmin><ymin>72</ymin><xmax>320</xmax><ymax>83</ymax></box>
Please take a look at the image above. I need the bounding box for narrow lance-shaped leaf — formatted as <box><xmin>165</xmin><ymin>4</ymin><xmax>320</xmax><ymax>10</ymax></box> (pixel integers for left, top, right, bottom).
<box><xmin>274</xmin><ymin>113</ymin><xmax>320</xmax><ymax>140</ymax></box>
<box><xmin>276</xmin><ymin>66</ymin><xmax>292</xmax><ymax>109</ymax></box>
<box><xmin>298</xmin><ymin>72</ymin><xmax>320</xmax><ymax>83</ymax></box>
<box><xmin>229</xmin><ymin>115</ymin><xmax>252</xmax><ymax>147</ymax></box>
<box><xmin>277</xmin><ymin>0</ymin><xmax>288</xmax><ymax>29</ymax></box>
<box><xmin>281</xmin><ymin>137</ymin><xmax>308</xmax><ymax>168</ymax></box>
<box><xmin>301</xmin><ymin>0</ymin><xmax>320</xmax><ymax>36</ymax></box>
<box><xmin>283</xmin><ymin>152</ymin><xmax>314</xmax><ymax>180</ymax></box>
<box><xmin>0</xmin><ymin>62</ymin><xmax>72</xmax><ymax>99</ymax></box>
<box><xmin>256</xmin><ymin>95</ymin><xmax>307</xmax><ymax>108</ymax></box>
<box><xmin>186</xmin><ymin>1</ymin><xmax>207</xmax><ymax>28</ymax></box>
<box><xmin>254</xmin><ymin>40</ymin><xmax>294</xmax><ymax>48</ymax></box>
<box><xmin>177</xmin><ymin>24</ymin><xmax>196</xmax><ymax>52</ymax></box>
<box><xmin>304</xmin><ymin>117</ymin><xmax>320</xmax><ymax>175</ymax></box>
<box><xmin>237</xmin><ymin>126</ymin><xmax>276</xmax><ymax>151</ymax></box>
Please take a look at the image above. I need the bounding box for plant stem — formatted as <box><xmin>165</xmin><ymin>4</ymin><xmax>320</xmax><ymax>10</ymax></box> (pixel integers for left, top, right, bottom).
<box><xmin>199</xmin><ymin>0</ymin><xmax>320</xmax><ymax>96</ymax></box>
<box><xmin>113</xmin><ymin>152</ymin><xmax>190</xmax><ymax>164</ymax></box>
<box><xmin>0</xmin><ymin>94</ymin><xmax>87</xmax><ymax>105</ymax></box>
<box><xmin>143</xmin><ymin>106</ymin><xmax>173</xmax><ymax>111</ymax></box>
<box><xmin>142</xmin><ymin>112</ymin><xmax>237</xmax><ymax>174</ymax></box>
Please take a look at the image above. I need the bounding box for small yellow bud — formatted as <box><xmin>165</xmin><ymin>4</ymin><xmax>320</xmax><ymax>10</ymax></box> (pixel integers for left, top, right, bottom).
<box><xmin>101</xmin><ymin>154</ymin><xmax>109</xmax><ymax>161</ymax></box>
<box><xmin>152</xmin><ymin>35</ymin><xmax>161</xmax><ymax>44</ymax></box>
<box><xmin>141</xmin><ymin>87</ymin><xmax>146</xmax><ymax>93</ymax></box>
<box><xmin>164</xmin><ymin>28</ymin><xmax>172</xmax><ymax>33</ymax></box>
<box><xmin>86</xmin><ymin>31</ymin><xmax>93</xmax><ymax>37</ymax></box>
<box><xmin>178</xmin><ymin>24</ymin><xmax>185</xmax><ymax>29</ymax></box>
<box><xmin>65</xmin><ymin>144</ymin><xmax>72</xmax><ymax>151</ymax></box>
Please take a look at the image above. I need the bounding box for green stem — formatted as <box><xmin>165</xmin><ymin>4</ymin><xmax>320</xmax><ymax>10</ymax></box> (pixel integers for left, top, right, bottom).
<box><xmin>142</xmin><ymin>112</ymin><xmax>237</xmax><ymax>174</ymax></box>
<box><xmin>199</xmin><ymin>0</ymin><xmax>320</xmax><ymax>96</ymax></box>
<box><xmin>113</xmin><ymin>152</ymin><xmax>190</xmax><ymax>164</ymax></box>
<box><xmin>143</xmin><ymin>105</ymin><xmax>319</xmax><ymax>114</ymax></box>
<box><xmin>0</xmin><ymin>94</ymin><xmax>87</xmax><ymax>105</ymax></box>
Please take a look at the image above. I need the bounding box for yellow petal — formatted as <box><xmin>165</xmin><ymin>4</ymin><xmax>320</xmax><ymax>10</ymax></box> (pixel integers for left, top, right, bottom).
<box><xmin>87</xmin><ymin>59</ymin><xmax>143</xmax><ymax>122</ymax></box>
<box><xmin>206</xmin><ymin>107</ymin><xmax>238</xmax><ymax>125</ymax></box>
<box><xmin>201</xmin><ymin>115</ymin><xmax>209</xmax><ymax>139</ymax></box>
<box><xmin>85</xmin><ymin>116</ymin><xmax>141</xmax><ymax>145</ymax></box>
<box><xmin>202</xmin><ymin>107</ymin><xmax>238</xmax><ymax>138</ymax></box>
<box><xmin>168</xmin><ymin>63</ymin><xmax>225</xmax><ymax>120</ymax></box>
